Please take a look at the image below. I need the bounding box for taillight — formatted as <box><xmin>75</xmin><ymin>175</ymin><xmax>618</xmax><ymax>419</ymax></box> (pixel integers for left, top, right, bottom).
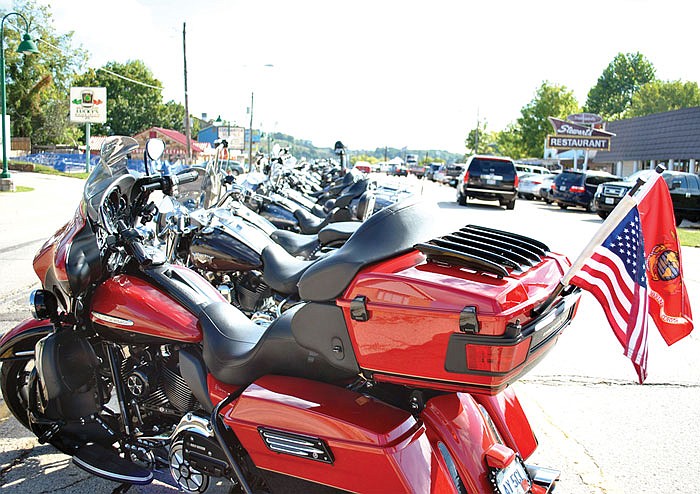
<box><xmin>463</xmin><ymin>171</ymin><xmax>470</xmax><ymax>183</ymax></box>
<box><xmin>569</xmin><ymin>185</ymin><xmax>585</xmax><ymax>193</ymax></box>
<box><xmin>484</xmin><ymin>443</ymin><xmax>516</xmax><ymax>469</ymax></box>
<box><xmin>514</xmin><ymin>174</ymin><xmax>519</xmax><ymax>188</ymax></box>
<box><xmin>465</xmin><ymin>339</ymin><xmax>531</xmax><ymax>373</ymax></box>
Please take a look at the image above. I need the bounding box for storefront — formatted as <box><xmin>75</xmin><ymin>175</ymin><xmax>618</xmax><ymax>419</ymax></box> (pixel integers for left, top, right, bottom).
<box><xmin>590</xmin><ymin>106</ymin><xmax>700</xmax><ymax>177</ymax></box>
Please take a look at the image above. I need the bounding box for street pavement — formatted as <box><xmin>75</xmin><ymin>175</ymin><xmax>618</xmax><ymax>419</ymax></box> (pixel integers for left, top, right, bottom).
<box><xmin>0</xmin><ymin>171</ymin><xmax>698</xmax><ymax>493</ymax></box>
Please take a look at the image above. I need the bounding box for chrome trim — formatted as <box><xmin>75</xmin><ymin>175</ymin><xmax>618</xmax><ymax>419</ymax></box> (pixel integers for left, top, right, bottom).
<box><xmin>13</xmin><ymin>350</ymin><xmax>35</xmax><ymax>357</ymax></box>
<box><xmin>464</xmin><ymin>187</ymin><xmax>515</xmax><ymax>195</ymax></box>
<box><xmin>171</xmin><ymin>413</ymin><xmax>213</xmax><ymax>440</ymax></box>
<box><xmin>90</xmin><ymin>311</ymin><xmax>134</xmax><ymax>327</ymax></box>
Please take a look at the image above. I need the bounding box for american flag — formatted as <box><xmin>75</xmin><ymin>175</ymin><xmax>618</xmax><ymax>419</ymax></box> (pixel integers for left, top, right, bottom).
<box><xmin>567</xmin><ymin>207</ymin><xmax>649</xmax><ymax>382</ymax></box>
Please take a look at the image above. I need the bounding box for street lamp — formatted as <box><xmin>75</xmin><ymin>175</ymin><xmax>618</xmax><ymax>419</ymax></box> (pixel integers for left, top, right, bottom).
<box><xmin>1</xmin><ymin>12</ymin><xmax>38</xmax><ymax>182</ymax></box>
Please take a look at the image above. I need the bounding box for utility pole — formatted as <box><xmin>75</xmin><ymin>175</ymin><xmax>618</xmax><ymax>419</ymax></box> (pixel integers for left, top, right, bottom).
<box><xmin>183</xmin><ymin>22</ymin><xmax>192</xmax><ymax>162</ymax></box>
<box><xmin>248</xmin><ymin>92</ymin><xmax>254</xmax><ymax>169</ymax></box>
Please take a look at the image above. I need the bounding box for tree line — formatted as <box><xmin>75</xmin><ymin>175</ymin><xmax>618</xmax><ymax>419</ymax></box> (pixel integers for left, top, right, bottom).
<box><xmin>467</xmin><ymin>52</ymin><xmax>700</xmax><ymax>159</ymax></box>
<box><xmin>4</xmin><ymin>2</ymin><xmax>700</xmax><ymax>160</ymax></box>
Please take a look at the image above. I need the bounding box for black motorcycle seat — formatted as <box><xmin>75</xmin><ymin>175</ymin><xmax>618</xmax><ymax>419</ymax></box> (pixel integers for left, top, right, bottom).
<box><xmin>317</xmin><ymin>221</ymin><xmax>359</xmax><ymax>245</ymax></box>
<box><xmin>270</xmin><ymin>230</ymin><xmax>320</xmax><ymax>259</ymax></box>
<box><xmin>298</xmin><ymin>198</ymin><xmax>464</xmax><ymax>302</ymax></box>
<box><xmin>261</xmin><ymin>243</ymin><xmax>316</xmax><ymax>294</ymax></box>
<box><xmin>200</xmin><ymin>302</ymin><xmax>354</xmax><ymax>385</ymax></box>
<box><xmin>294</xmin><ymin>208</ymin><xmax>328</xmax><ymax>234</ymax></box>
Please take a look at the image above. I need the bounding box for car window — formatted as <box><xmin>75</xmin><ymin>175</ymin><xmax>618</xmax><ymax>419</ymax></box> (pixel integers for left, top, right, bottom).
<box><xmin>669</xmin><ymin>175</ymin><xmax>688</xmax><ymax>188</ymax></box>
<box><xmin>687</xmin><ymin>174</ymin><xmax>700</xmax><ymax>189</ymax></box>
<box><xmin>469</xmin><ymin>158</ymin><xmax>515</xmax><ymax>176</ymax></box>
<box><xmin>585</xmin><ymin>175</ymin><xmax>617</xmax><ymax>187</ymax></box>
<box><xmin>555</xmin><ymin>172</ymin><xmax>584</xmax><ymax>186</ymax></box>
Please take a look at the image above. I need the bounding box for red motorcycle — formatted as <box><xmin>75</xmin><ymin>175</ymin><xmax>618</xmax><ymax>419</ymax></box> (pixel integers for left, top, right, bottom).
<box><xmin>0</xmin><ymin>136</ymin><xmax>580</xmax><ymax>493</ymax></box>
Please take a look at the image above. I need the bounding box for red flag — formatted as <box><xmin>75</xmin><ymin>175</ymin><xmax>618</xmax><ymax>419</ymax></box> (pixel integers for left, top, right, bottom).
<box><xmin>637</xmin><ymin>177</ymin><xmax>694</xmax><ymax>345</ymax></box>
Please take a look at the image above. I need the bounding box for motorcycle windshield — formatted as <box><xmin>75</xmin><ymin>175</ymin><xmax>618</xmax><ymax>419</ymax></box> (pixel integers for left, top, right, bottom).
<box><xmin>83</xmin><ymin>136</ymin><xmax>140</xmax><ymax>209</ymax></box>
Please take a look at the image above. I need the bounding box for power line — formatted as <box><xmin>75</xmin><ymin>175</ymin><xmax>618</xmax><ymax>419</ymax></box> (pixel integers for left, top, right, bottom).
<box><xmin>34</xmin><ymin>37</ymin><xmax>163</xmax><ymax>91</ymax></box>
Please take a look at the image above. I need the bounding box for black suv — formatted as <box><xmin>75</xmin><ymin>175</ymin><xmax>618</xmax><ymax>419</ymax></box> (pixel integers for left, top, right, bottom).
<box><xmin>456</xmin><ymin>155</ymin><xmax>518</xmax><ymax>209</ymax></box>
<box><xmin>550</xmin><ymin>169</ymin><xmax>620</xmax><ymax>212</ymax></box>
<box><xmin>594</xmin><ymin>169</ymin><xmax>700</xmax><ymax>225</ymax></box>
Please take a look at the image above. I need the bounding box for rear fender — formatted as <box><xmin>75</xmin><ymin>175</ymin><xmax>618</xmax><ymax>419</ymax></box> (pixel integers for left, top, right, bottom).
<box><xmin>0</xmin><ymin>318</ymin><xmax>53</xmax><ymax>360</ymax></box>
<box><xmin>420</xmin><ymin>393</ymin><xmax>502</xmax><ymax>493</ymax></box>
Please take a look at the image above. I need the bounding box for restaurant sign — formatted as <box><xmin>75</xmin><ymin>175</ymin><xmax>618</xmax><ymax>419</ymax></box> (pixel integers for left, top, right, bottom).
<box><xmin>70</xmin><ymin>87</ymin><xmax>107</xmax><ymax>124</ymax></box>
<box><xmin>547</xmin><ymin>117</ymin><xmax>614</xmax><ymax>150</ymax></box>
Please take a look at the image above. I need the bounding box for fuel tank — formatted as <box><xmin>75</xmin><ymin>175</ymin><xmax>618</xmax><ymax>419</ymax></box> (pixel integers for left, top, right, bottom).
<box><xmin>90</xmin><ymin>274</ymin><xmax>201</xmax><ymax>343</ymax></box>
<box><xmin>189</xmin><ymin>208</ymin><xmax>274</xmax><ymax>272</ymax></box>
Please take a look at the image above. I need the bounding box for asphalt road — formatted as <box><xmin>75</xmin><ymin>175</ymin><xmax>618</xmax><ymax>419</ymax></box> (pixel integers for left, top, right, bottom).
<box><xmin>1</xmin><ymin>171</ymin><xmax>699</xmax><ymax>493</ymax></box>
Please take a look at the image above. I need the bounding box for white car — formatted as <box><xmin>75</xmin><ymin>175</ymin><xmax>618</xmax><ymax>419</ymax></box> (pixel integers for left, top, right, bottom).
<box><xmin>518</xmin><ymin>173</ymin><xmax>557</xmax><ymax>200</ymax></box>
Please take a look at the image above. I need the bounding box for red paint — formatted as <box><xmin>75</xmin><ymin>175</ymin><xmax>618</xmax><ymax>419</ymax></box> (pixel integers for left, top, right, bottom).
<box><xmin>33</xmin><ymin>205</ymin><xmax>86</xmax><ymax>290</ymax></box>
<box><xmin>338</xmin><ymin>249</ymin><xmax>573</xmax><ymax>394</ymax></box>
<box><xmin>91</xmin><ymin>275</ymin><xmax>201</xmax><ymax>342</ymax></box>
<box><xmin>473</xmin><ymin>389</ymin><xmax>538</xmax><ymax>460</ymax></box>
<box><xmin>207</xmin><ymin>374</ymin><xmax>239</xmax><ymax>405</ymax></box>
<box><xmin>420</xmin><ymin>393</ymin><xmax>501</xmax><ymax>493</ymax></box>
<box><xmin>223</xmin><ymin>375</ymin><xmax>460</xmax><ymax>493</ymax></box>
<box><xmin>0</xmin><ymin>318</ymin><xmax>52</xmax><ymax>358</ymax></box>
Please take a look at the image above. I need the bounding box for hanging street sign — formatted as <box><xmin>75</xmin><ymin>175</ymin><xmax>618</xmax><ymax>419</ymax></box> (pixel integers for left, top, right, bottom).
<box><xmin>69</xmin><ymin>87</ymin><xmax>107</xmax><ymax>124</ymax></box>
<box><xmin>548</xmin><ymin>117</ymin><xmax>615</xmax><ymax>138</ymax></box>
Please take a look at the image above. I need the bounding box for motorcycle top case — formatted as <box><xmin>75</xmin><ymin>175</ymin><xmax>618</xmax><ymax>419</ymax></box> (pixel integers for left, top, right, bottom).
<box><xmin>336</xmin><ymin>226</ymin><xmax>581</xmax><ymax>395</ymax></box>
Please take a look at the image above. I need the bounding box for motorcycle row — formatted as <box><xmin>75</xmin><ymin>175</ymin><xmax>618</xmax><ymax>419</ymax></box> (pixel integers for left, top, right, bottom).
<box><xmin>0</xmin><ymin>136</ymin><xmax>581</xmax><ymax>493</ymax></box>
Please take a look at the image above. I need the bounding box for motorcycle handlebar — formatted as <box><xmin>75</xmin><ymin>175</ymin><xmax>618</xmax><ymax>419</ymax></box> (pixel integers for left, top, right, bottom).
<box><xmin>116</xmin><ymin>220</ymin><xmax>152</xmax><ymax>267</ymax></box>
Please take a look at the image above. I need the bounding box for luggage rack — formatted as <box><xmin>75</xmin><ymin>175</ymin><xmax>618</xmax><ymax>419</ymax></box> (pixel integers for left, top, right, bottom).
<box><xmin>414</xmin><ymin>225</ymin><xmax>550</xmax><ymax>278</ymax></box>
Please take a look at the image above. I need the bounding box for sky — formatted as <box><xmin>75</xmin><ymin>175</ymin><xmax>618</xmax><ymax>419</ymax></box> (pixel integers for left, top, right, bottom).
<box><xmin>5</xmin><ymin>0</ymin><xmax>700</xmax><ymax>153</ymax></box>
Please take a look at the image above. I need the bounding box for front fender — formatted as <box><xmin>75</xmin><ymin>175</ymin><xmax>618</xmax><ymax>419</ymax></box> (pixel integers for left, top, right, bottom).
<box><xmin>0</xmin><ymin>318</ymin><xmax>53</xmax><ymax>360</ymax></box>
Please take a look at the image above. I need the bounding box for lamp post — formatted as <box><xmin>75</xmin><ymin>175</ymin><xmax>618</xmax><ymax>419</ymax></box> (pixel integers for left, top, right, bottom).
<box><xmin>1</xmin><ymin>12</ymin><xmax>38</xmax><ymax>183</ymax></box>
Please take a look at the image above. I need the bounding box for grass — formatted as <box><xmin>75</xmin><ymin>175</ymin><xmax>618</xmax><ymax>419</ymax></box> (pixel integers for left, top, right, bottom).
<box><xmin>0</xmin><ymin>185</ymin><xmax>34</xmax><ymax>193</ymax></box>
<box><xmin>32</xmin><ymin>164</ymin><xmax>89</xmax><ymax>180</ymax></box>
<box><xmin>678</xmin><ymin>227</ymin><xmax>700</xmax><ymax>248</ymax></box>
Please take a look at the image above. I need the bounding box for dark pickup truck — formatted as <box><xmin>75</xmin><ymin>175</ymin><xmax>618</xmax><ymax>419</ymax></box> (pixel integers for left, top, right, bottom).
<box><xmin>594</xmin><ymin>169</ymin><xmax>700</xmax><ymax>225</ymax></box>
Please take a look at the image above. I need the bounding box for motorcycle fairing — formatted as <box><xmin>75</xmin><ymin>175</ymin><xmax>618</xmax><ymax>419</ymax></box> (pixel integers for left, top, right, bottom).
<box><xmin>221</xmin><ymin>375</ymin><xmax>461</xmax><ymax>493</ymax></box>
<box><xmin>0</xmin><ymin>318</ymin><xmax>53</xmax><ymax>360</ymax></box>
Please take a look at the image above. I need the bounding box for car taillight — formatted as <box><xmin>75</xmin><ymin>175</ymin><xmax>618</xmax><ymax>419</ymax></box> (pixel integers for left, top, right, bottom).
<box><xmin>514</xmin><ymin>174</ymin><xmax>519</xmax><ymax>188</ymax></box>
<box><xmin>465</xmin><ymin>339</ymin><xmax>531</xmax><ymax>373</ymax></box>
<box><xmin>462</xmin><ymin>171</ymin><xmax>469</xmax><ymax>183</ymax></box>
<box><xmin>569</xmin><ymin>185</ymin><xmax>585</xmax><ymax>193</ymax></box>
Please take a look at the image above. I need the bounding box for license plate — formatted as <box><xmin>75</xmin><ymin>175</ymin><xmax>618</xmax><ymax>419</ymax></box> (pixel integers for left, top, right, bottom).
<box><xmin>559</xmin><ymin>186</ymin><xmax>566</xmax><ymax>191</ymax></box>
<box><xmin>487</xmin><ymin>179</ymin><xmax>497</xmax><ymax>185</ymax></box>
<box><xmin>604</xmin><ymin>197</ymin><xmax>614</xmax><ymax>205</ymax></box>
<box><xmin>496</xmin><ymin>460</ymin><xmax>530</xmax><ymax>494</ymax></box>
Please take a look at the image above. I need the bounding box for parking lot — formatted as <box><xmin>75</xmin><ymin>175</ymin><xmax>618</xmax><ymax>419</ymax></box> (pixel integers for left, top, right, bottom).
<box><xmin>1</xmin><ymin>172</ymin><xmax>699</xmax><ymax>493</ymax></box>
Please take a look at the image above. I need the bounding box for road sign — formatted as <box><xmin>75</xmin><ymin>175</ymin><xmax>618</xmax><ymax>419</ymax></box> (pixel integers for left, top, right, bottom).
<box><xmin>69</xmin><ymin>87</ymin><xmax>107</xmax><ymax>124</ymax></box>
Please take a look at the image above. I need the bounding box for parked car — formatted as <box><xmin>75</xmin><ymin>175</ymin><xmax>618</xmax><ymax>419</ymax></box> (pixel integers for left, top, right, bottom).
<box><xmin>435</xmin><ymin>163</ymin><xmax>465</xmax><ymax>187</ymax></box>
<box><xmin>218</xmin><ymin>159</ymin><xmax>247</xmax><ymax>176</ymax></box>
<box><xmin>550</xmin><ymin>169</ymin><xmax>621</xmax><ymax>212</ymax></box>
<box><xmin>515</xmin><ymin>163</ymin><xmax>551</xmax><ymax>177</ymax></box>
<box><xmin>456</xmin><ymin>155</ymin><xmax>518</xmax><ymax>209</ymax></box>
<box><xmin>538</xmin><ymin>174</ymin><xmax>558</xmax><ymax>204</ymax></box>
<box><xmin>424</xmin><ymin>163</ymin><xmax>443</xmax><ymax>181</ymax></box>
<box><xmin>391</xmin><ymin>163</ymin><xmax>408</xmax><ymax>176</ymax></box>
<box><xmin>594</xmin><ymin>169</ymin><xmax>700</xmax><ymax>225</ymax></box>
<box><xmin>353</xmin><ymin>162</ymin><xmax>372</xmax><ymax>174</ymax></box>
<box><xmin>518</xmin><ymin>173</ymin><xmax>557</xmax><ymax>200</ymax></box>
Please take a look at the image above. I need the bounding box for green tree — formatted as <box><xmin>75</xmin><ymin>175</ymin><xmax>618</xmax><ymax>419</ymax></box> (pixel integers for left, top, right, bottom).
<box><xmin>494</xmin><ymin>123</ymin><xmax>526</xmax><ymax>160</ymax></box>
<box><xmin>2</xmin><ymin>0</ymin><xmax>87</xmax><ymax>144</ymax></box>
<box><xmin>73</xmin><ymin>60</ymin><xmax>164</xmax><ymax>136</ymax></box>
<box><xmin>626</xmin><ymin>80</ymin><xmax>700</xmax><ymax>118</ymax></box>
<box><xmin>517</xmin><ymin>81</ymin><xmax>580</xmax><ymax>158</ymax></box>
<box><xmin>584</xmin><ymin>52</ymin><xmax>656</xmax><ymax>120</ymax></box>
<box><xmin>464</xmin><ymin>120</ymin><xmax>499</xmax><ymax>155</ymax></box>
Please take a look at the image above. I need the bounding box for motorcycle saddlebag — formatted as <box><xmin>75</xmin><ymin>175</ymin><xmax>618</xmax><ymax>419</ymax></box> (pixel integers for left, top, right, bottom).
<box><xmin>336</xmin><ymin>226</ymin><xmax>581</xmax><ymax>395</ymax></box>
<box><xmin>222</xmin><ymin>375</ymin><xmax>450</xmax><ymax>493</ymax></box>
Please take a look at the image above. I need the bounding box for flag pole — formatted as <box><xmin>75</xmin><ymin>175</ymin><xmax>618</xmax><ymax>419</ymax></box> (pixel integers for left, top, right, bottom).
<box><xmin>531</xmin><ymin>166</ymin><xmax>665</xmax><ymax>318</ymax></box>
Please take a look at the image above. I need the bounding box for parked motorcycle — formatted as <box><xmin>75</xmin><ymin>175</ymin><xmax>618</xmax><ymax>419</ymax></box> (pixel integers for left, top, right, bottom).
<box><xmin>1</xmin><ymin>136</ymin><xmax>580</xmax><ymax>493</ymax></box>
